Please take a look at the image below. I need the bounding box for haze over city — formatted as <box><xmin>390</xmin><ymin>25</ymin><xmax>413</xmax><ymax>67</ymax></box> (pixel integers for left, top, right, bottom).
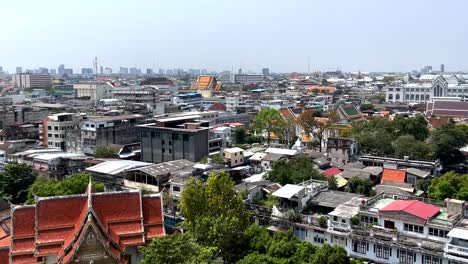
<box><xmin>2</xmin><ymin>0</ymin><xmax>468</xmax><ymax>73</ymax></box>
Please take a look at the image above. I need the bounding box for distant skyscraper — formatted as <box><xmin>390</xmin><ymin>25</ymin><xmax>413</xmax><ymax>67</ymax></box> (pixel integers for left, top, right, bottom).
<box><xmin>64</xmin><ymin>68</ymin><xmax>73</xmax><ymax>75</ymax></box>
<box><xmin>146</xmin><ymin>68</ymin><xmax>153</xmax><ymax>75</ymax></box>
<box><xmin>0</xmin><ymin>66</ymin><xmax>3</xmax><ymax>73</ymax></box>
<box><xmin>50</xmin><ymin>69</ymin><xmax>57</xmax><ymax>75</ymax></box>
<box><xmin>38</xmin><ymin>67</ymin><xmax>49</xmax><ymax>74</ymax></box>
<box><xmin>441</xmin><ymin>64</ymin><xmax>445</xmax><ymax>73</ymax></box>
<box><xmin>262</xmin><ymin>68</ymin><xmax>270</xmax><ymax>76</ymax></box>
<box><xmin>16</xmin><ymin>67</ymin><xmax>22</xmax><ymax>74</ymax></box>
<box><xmin>81</xmin><ymin>68</ymin><xmax>93</xmax><ymax>76</ymax></box>
<box><xmin>119</xmin><ymin>67</ymin><xmax>129</xmax><ymax>74</ymax></box>
<box><xmin>238</xmin><ymin>68</ymin><xmax>242</xmax><ymax>74</ymax></box>
<box><xmin>104</xmin><ymin>67</ymin><xmax>112</xmax><ymax>74</ymax></box>
<box><xmin>129</xmin><ymin>67</ymin><xmax>141</xmax><ymax>75</ymax></box>
<box><xmin>100</xmin><ymin>66</ymin><xmax>104</xmax><ymax>75</ymax></box>
<box><xmin>158</xmin><ymin>68</ymin><xmax>164</xmax><ymax>75</ymax></box>
<box><xmin>58</xmin><ymin>64</ymin><xmax>65</xmax><ymax>75</ymax></box>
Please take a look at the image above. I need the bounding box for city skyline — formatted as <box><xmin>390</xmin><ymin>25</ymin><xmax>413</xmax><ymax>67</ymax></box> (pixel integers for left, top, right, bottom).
<box><xmin>1</xmin><ymin>0</ymin><xmax>468</xmax><ymax>73</ymax></box>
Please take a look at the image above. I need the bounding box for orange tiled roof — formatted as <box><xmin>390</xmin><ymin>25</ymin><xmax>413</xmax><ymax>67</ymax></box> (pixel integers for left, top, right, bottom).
<box><xmin>9</xmin><ymin>185</ymin><xmax>165</xmax><ymax>264</ymax></box>
<box><xmin>192</xmin><ymin>75</ymin><xmax>221</xmax><ymax>91</ymax></box>
<box><xmin>381</xmin><ymin>169</ymin><xmax>406</xmax><ymax>184</ymax></box>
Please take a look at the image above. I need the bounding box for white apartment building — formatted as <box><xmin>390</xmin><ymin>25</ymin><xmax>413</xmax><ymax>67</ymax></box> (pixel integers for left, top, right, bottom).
<box><xmin>74</xmin><ymin>82</ymin><xmax>113</xmax><ymax>101</ymax></box>
<box><xmin>43</xmin><ymin>113</ymin><xmax>86</xmax><ymax>150</ymax></box>
<box><xmin>285</xmin><ymin>192</ymin><xmax>467</xmax><ymax>264</ymax></box>
<box><xmin>385</xmin><ymin>75</ymin><xmax>468</xmax><ymax>103</ymax></box>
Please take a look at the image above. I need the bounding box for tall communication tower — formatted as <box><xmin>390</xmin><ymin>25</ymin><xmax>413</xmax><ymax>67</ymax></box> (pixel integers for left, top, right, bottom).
<box><xmin>93</xmin><ymin>56</ymin><xmax>98</xmax><ymax>78</ymax></box>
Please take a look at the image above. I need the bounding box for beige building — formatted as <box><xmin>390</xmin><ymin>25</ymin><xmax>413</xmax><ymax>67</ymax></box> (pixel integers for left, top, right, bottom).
<box><xmin>222</xmin><ymin>147</ymin><xmax>245</xmax><ymax>167</ymax></box>
<box><xmin>74</xmin><ymin>82</ymin><xmax>113</xmax><ymax>100</ymax></box>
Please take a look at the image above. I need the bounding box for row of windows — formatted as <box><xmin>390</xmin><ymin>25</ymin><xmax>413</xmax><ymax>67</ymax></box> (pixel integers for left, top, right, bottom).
<box><xmin>404</xmin><ymin>223</ymin><xmax>424</xmax><ymax>233</ymax></box>
<box><xmin>47</xmin><ymin>142</ymin><xmax>61</xmax><ymax>147</ymax></box>
<box><xmin>352</xmin><ymin>240</ymin><xmax>442</xmax><ymax>263</ymax></box>
<box><xmin>47</xmin><ymin>125</ymin><xmax>75</xmax><ymax>131</ymax></box>
<box><xmin>428</xmin><ymin>227</ymin><xmax>448</xmax><ymax>238</ymax></box>
<box><xmin>148</xmin><ymin>131</ymin><xmax>190</xmax><ymax>141</ymax></box>
<box><xmin>361</xmin><ymin>215</ymin><xmax>378</xmax><ymax>224</ymax></box>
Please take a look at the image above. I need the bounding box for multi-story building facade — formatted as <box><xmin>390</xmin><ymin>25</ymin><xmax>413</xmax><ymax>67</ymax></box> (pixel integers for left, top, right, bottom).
<box><xmin>386</xmin><ymin>75</ymin><xmax>468</xmax><ymax>103</ymax></box>
<box><xmin>80</xmin><ymin>114</ymin><xmax>145</xmax><ymax>155</ymax></box>
<box><xmin>112</xmin><ymin>86</ymin><xmax>159</xmax><ymax>111</ymax></box>
<box><xmin>73</xmin><ymin>82</ymin><xmax>113</xmax><ymax>100</ymax></box>
<box><xmin>12</xmin><ymin>73</ymin><xmax>52</xmax><ymax>88</ymax></box>
<box><xmin>43</xmin><ymin>113</ymin><xmax>86</xmax><ymax>150</ymax></box>
<box><xmin>139</xmin><ymin>115</ymin><xmax>209</xmax><ymax>163</ymax></box>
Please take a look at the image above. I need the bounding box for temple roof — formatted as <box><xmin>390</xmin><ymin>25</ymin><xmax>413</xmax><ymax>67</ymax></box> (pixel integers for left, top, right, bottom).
<box><xmin>8</xmin><ymin>185</ymin><xmax>164</xmax><ymax>264</ymax></box>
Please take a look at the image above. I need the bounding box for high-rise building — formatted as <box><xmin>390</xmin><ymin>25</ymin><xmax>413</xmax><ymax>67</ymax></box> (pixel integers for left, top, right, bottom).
<box><xmin>100</xmin><ymin>65</ymin><xmax>103</xmax><ymax>75</ymax></box>
<box><xmin>64</xmin><ymin>68</ymin><xmax>73</xmax><ymax>75</ymax></box>
<box><xmin>146</xmin><ymin>68</ymin><xmax>153</xmax><ymax>75</ymax></box>
<box><xmin>130</xmin><ymin>67</ymin><xmax>141</xmax><ymax>75</ymax></box>
<box><xmin>262</xmin><ymin>68</ymin><xmax>270</xmax><ymax>76</ymax></box>
<box><xmin>0</xmin><ymin>66</ymin><xmax>3</xmax><ymax>73</ymax></box>
<box><xmin>441</xmin><ymin>64</ymin><xmax>445</xmax><ymax>73</ymax></box>
<box><xmin>16</xmin><ymin>67</ymin><xmax>22</xmax><ymax>74</ymax></box>
<box><xmin>50</xmin><ymin>69</ymin><xmax>57</xmax><ymax>75</ymax></box>
<box><xmin>104</xmin><ymin>67</ymin><xmax>112</xmax><ymax>75</ymax></box>
<box><xmin>81</xmin><ymin>68</ymin><xmax>93</xmax><ymax>76</ymax></box>
<box><xmin>158</xmin><ymin>68</ymin><xmax>165</xmax><ymax>74</ymax></box>
<box><xmin>38</xmin><ymin>67</ymin><xmax>49</xmax><ymax>74</ymax></box>
<box><xmin>119</xmin><ymin>67</ymin><xmax>129</xmax><ymax>74</ymax></box>
<box><xmin>58</xmin><ymin>64</ymin><xmax>65</xmax><ymax>75</ymax></box>
<box><xmin>12</xmin><ymin>74</ymin><xmax>52</xmax><ymax>88</ymax></box>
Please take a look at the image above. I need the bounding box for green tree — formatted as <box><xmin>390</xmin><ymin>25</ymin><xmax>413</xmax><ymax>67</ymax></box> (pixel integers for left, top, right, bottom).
<box><xmin>233</xmin><ymin>127</ymin><xmax>247</xmax><ymax>144</ymax></box>
<box><xmin>431</xmin><ymin>123</ymin><xmax>468</xmax><ymax>165</ymax></box>
<box><xmin>298</xmin><ymin>110</ymin><xmax>338</xmax><ymax>152</ymax></box>
<box><xmin>252</xmin><ymin>108</ymin><xmax>286</xmax><ymax>146</ymax></box>
<box><xmin>393</xmin><ymin>115</ymin><xmax>429</xmax><ymax>141</ymax></box>
<box><xmin>268</xmin><ymin>156</ymin><xmax>324</xmax><ymax>185</ymax></box>
<box><xmin>209</xmin><ymin>154</ymin><xmax>225</xmax><ymax>165</ymax></box>
<box><xmin>318</xmin><ymin>216</ymin><xmax>328</xmax><ymax>228</ymax></box>
<box><xmin>0</xmin><ymin>163</ymin><xmax>37</xmax><ymax>204</ymax></box>
<box><xmin>27</xmin><ymin>172</ymin><xmax>104</xmax><ymax>203</ymax></box>
<box><xmin>94</xmin><ymin>146</ymin><xmax>116</xmax><ymax>158</ymax></box>
<box><xmin>428</xmin><ymin>171</ymin><xmax>468</xmax><ymax>200</ymax></box>
<box><xmin>328</xmin><ymin>176</ymin><xmax>338</xmax><ymax>190</ymax></box>
<box><xmin>345</xmin><ymin>176</ymin><xmax>374</xmax><ymax>196</ymax></box>
<box><xmin>359</xmin><ymin>103</ymin><xmax>375</xmax><ymax>111</ymax></box>
<box><xmin>310</xmin><ymin>244</ymin><xmax>351</xmax><ymax>264</ymax></box>
<box><xmin>392</xmin><ymin>135</ymin><xmax>434</xmax><ymax>160</ymax></box>
<box><xmin>179</xmin><ymin>171</ymin><xmax>248</xmax><ymax>260</ymax></box>
<box><xmin>140</xmin><ymin>233</ymin><xmax>221</xmax><ymax>264</ymax></box>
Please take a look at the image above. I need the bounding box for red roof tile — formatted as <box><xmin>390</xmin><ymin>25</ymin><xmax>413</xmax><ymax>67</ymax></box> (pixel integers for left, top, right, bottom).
<box><xmin>324</xmin><ymin>167</ymin><xmax>342</xmax><ymax>177</ymax></box>
<box><xmin>381</xmin><ymin>169</ymin><xmax>406</xmax><ymax>184</ymax></box>
<box><xmin>0</xmin><ymin>248</ymin><xmax>9</xmax><ymax>264</ymax></box>
<box><xmin>380</xmin><ymin>200</ymin><xmax>440</xmax><ymax>220</ymax></box>
<box><xmin>12</xmin><ymin>207</ymin><xmax>35</xmax><ymax>238</ymax></box>
<box><xmin>10</xmin><ymin>254</ymin><xmax>38</xmax><ymax>264</ymax></box>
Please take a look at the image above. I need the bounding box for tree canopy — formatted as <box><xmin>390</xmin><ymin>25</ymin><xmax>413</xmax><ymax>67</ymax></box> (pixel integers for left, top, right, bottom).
<box><xmin>268</xmin><ymin>156</ymin><xmax>324</xmax><ymax>185</ymax></box>
<box><xmin>252</xmin><ymin>108</ymin><xmax>286</xmax><ymax>145</ymax></box>
<box><xmin>94</xmin><ymin>146</ymin><xmax>116</xmax><ymax>158</ymax></box>
<box><xmin>431</xmin><ymin>122</ymin><xmax>468</xmax><ymax>165</ymax></box>
<box><xmin>345</xmin><ymin>176</ymin><xmax>374</xmax><ymax>197</ymax></box>
<box><xmin>297</xmin><ymin>110</ymin><xmax>338</xmax><ymax>152</ymax></box>
<box><xmin>27</xmin><ymin>172</ymin><xmax>104</xmax><ymax>204</ymax></box>
<box><xmin>428</xmin><ymin>171</ymin><xmax>468</xmax><ymax>201</ymax></box>
<box><xmin>179</xmin><ymin>171</ymin><xmax>248</xmax><ymax>260</ymax></box>
<box><xmin>233</xmin><ymin>127</ymin><xmax>247</xmax><ymax>145</ymax></box>
<box><xmin>0</xmin><ymin>163</ymin><xmax>37</xmax><ymax>204</ymax></box>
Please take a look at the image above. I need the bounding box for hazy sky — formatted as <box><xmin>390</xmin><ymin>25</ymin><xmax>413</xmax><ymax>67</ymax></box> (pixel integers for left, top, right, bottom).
<box><xmin>1</xmin><ymin>0</ymin><xmax>467</xmax><ymax>73</ymax></box>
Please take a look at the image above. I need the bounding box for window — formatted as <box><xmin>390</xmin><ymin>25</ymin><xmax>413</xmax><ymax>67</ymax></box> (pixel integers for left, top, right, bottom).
<box><xmin>172</xmin><ymin>186</ymin><xmax>181</xmax><ymax>192</ymax></box>
<box><xmin>99</xmin><ymin>124</ymin><xmax>104</xmax><ymax>128</ymax></box>
<box><xmin>404</xmin><ymin>223</ymin><xmax>423</xmax><ymax>233</ymax></box>
<box><xmin>352</xmin><ymin>240</ymin><xmax>367</xmax><ymax>254</ymax></box>
<box><xmin>162</xmin><ymin>148</ymin><xmax>165</xmax><ymax>153</ymax></box>
<box><xmin>172</xmin><ymin>133</ymin><xmax>180</xmax><ymax>140</ymax></box>
<box><xmin>332</xmin><ymin>235</ymin><xmax>346</xmax><ymax>247</ymax></box>
<box><xmin>169</xmin><ymin>149</ymin><xmax>172</xmax><ymax>154</ymax></box>
<box><xmin>54</xmin><ymin>126</ymin><xmax>58</xmax><ymax>130</ymax></box>
<box><xmin>313</xmin><ymin>236</ymin><xmax>324</xmax><ymax>244</ymax></box>
<box><xmin>47</xmin><ymin>126</ymin><xmax>51</xmax><ymax>130</ymax></box>
<box><xmin>162</xmin><ymin>140</ymin><xmax>165</xmax><ymax>145</ymax></box>
<box><xmin>90</xmin><ymin>124</ymin><xmax>95</xmax><ymax>128</ymax></box>
<box><xmin>398</xmin><ymin>249</ymin><xmax>415</xmax><ymax>264</ymax></box>
<box><xmin>333</xmin><ymin>216</ymin><xmax>338</xmax><ymax>221</ymax></box>
<box><xmin>423</xmin><ymin>255</ymin><xmax>442</xmax><ymax>264</ymax></box>
<box><xmin>183</xmin><ymin>134</ymin><xmax>189</xmax><ymax>141</ymax></box>
<box><xmin>375</xmin><ymin>244</ymin><xmax>390</xmax><ymax>260</ymax></box>
<box><xmin>361</xmin><ymin>215</ymin><xmax>378</xmax><ymax>224</ymax></box>
<box><xmin>428</xmin><ymin>228</ymin><xmax>448</xmax><ymax>238</ymax></box>
<box><xmin>48</xmin><ymin>133</ymin><xmax>52</xmax><ymax>137</ymax></box>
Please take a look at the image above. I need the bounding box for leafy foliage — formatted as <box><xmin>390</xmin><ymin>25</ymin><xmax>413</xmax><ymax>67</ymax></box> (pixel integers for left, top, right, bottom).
<box><xmin>359</xmin><ymin>103</ymin><xmax>375</xmax><ymax>111</ymax></box>
<box><xmin>297</xmin><ymin>110</ymin><xmax>338</xmax><ymax>152</ymax></box>
<box><xmin>233</xmin><ymin>127</ymin><xmax>247</xmax><ymax>144</ymax></box>
<box><xmin>318</xmin><ymin>216</ymin><xmax>328</xmax><ymax>228</ymax></box>
<box><xmin>210</xmin><ymin>154</ymin><xmax>225</xmax><ymax>165</ymax></box>
<box><xmin>268</xmin><ymin>156</ymin><xmax>324</xmax><ymax>185</ymax></box>
<box><xmin>179</xmin><ymin>171</ymin><xmax>248</xmax><ymax>260</ymax></box>
<box><xmin>140</xmin><ymin>233</ymin><xmax>221</xmax><ymax>264</ymax></box>
<box><xmin>428</xmin><ymin>171</ymin><xmax>468</xmax><ymax>200</ymax></box>
<box><xmin>94</xmin><ymin>146</ymin><xmax>116</xmax><ymax>158</ymax></box>
<box><xmin>431</xmin><ymin>123</ymin><xmax>468</xmax><ymax>165</ymax></box>
<box><xmin>328</xmin><ymin>176</ymin><xmax>338</xmax><ymax>190</ymax></box>
<box><xmin>252</xmin><ymin>108</ymin><xmax>286</xmax><ymax>145</ymax></box>
<box><xmin>27</xmin><ymin>172</ymin><xmax>104</xmax><ymax>204</ymax></box>
<box><xmin>345</xmin><ymin>176</ymin><xmax>374</xmax><ymax>196</ymax></box>
<box><xmin>0</xmin><ymin>163</ymin><xmax>37</xmax><ymax>204</ymax></box>
<box><xmin>392</xmin><ymin>135</ymin><xmax>434</xmax><ymax>160</ymax></box>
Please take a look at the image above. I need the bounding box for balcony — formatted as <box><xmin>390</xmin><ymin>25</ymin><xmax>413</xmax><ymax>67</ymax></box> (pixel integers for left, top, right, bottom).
<box><xmin>446</xmin><ymin>244</ymin><xmax>468</xmax><ymax>258</ymax></box>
